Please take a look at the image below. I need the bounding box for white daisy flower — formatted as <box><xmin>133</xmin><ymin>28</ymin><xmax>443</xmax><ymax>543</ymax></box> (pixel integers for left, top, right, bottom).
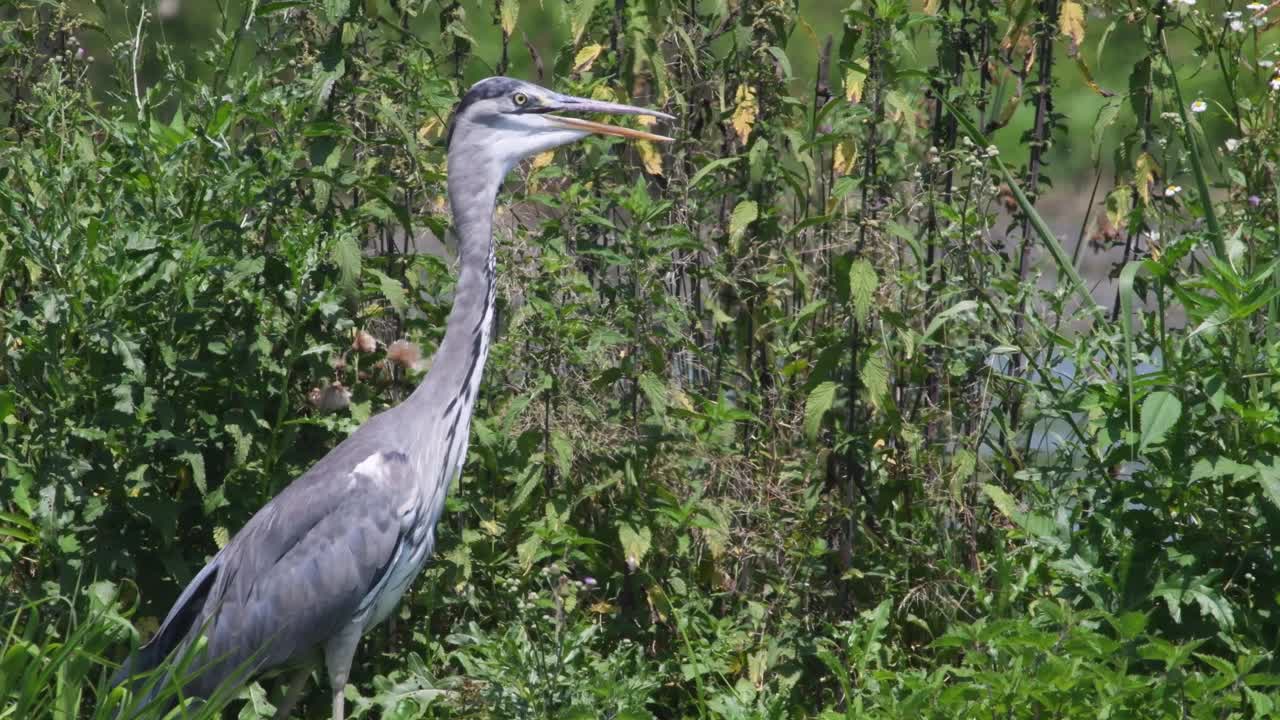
<box><xmin>1165</xmin><ymin>185</ymin><xmax>1183</xmax><ymax>197</ymax></box>
<box><xmin>1190</xmin><ymin>99</ymin><xmax>1208</xmax><ymax>113</ymax></box>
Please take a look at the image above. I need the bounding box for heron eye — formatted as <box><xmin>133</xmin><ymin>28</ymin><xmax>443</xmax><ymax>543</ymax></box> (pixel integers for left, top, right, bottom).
<box><xmin>513</xmin><ymin>92</ymin><xmax>528</xmax><ymax>106</ymax></box>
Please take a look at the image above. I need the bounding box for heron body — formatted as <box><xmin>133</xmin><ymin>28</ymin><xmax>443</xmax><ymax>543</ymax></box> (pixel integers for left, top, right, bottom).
<box><xmin>113</xmin><ymin>77</ymin><xmax>673</xmax><ymax>720</ymax></box>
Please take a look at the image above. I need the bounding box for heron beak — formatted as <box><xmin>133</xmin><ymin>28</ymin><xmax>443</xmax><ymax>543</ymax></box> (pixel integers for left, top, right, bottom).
<box><xmin>544</xmin><ymin>94</ymin><xmax>675</xmax><ymax>143</ymax></box>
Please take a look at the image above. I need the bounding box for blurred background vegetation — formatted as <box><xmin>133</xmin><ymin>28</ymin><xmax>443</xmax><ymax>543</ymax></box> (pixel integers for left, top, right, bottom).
<box><xmin>3</xmin><ymin>0</ymin><xmax>1280</xmax><ymax>718</ymax></box>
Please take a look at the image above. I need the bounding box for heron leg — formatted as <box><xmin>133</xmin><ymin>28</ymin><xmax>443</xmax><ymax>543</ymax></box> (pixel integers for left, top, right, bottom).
<box><xmin>271</xmin><ymin>663</ymin><xmax>313</xmax><ymax>720</ymax></box>
<box><xmin>323</xmin><ymin>624</ymin><xmax>361</xmax><ymax>720</ymax></box>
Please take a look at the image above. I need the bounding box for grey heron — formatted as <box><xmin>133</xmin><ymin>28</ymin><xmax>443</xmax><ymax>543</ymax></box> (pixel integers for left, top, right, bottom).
<box><xmin>113</xmin><ymin>76</ymin><xmax>674</xmax><ymax>720</ymax></box>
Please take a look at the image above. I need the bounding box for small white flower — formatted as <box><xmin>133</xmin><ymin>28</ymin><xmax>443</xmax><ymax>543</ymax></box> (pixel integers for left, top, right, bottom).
<box><xmin>1271</xmin><ymin>76</ymin><xmax>1280</xmax><ymax>91</ymax></box>
<box><xmin>1225</xmin><ymin>10</ymin><xmax>1242</xmax><ymax>19</ymax></box>
<box><xmin>985</xmin><ymin>145</ymin><xmax>999</xmax><ymax>158</ymax></box>
<box><xmin>1165</xmin><ymin>185</ymin><xmax>1183</xmax><ymax>197</ymax></box>
<box><xmin>1190</xmin><ymin>99</ymin><xmax>1208</xmax><ymax>113</ymax></box>
<box><xmin>1247</xmin><ymin>2</ymin><xmax>1266</xmax><ymax>9</ymax></box>
<box><xmin>1225</xmin><ymin>138</ymin><xmax>1241</xmax><ymax>152</ymax></box>
<box><xmin>1231</xmin><ymin>19</ymin><xmax>1246</xmax><ymax>31</ymax></box>
<box><xmin>1174</xmin><ymin>0</ymin><xmax>1195</xmax><ymax>5</ymax></box>
<box><xmin>1261</xmin><ymin>60</ymin><xmax>1276</xmax><ymax>68</ymax></box>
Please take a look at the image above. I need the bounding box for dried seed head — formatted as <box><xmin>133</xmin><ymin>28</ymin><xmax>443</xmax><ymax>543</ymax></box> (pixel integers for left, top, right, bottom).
<box><xmin>352</xmin><ymin>329</ymin><xmax>376</xmax><ymax>354</ymax></box>
<box><xmin>310</xmin><ymin>382</ymin><xmax>352</xmax><ymax>413</ymax></box>
<box><xmin>386</xmin><ymin>339</ymin><xmax>422</xmax><ymax>370</ymax></box>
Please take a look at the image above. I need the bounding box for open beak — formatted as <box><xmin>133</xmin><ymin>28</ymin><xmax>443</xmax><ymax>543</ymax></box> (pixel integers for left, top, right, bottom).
<box><xmin>544</xmin><ymin>93</ymin><xmax>675</xmax><ymax>143</ymax></box>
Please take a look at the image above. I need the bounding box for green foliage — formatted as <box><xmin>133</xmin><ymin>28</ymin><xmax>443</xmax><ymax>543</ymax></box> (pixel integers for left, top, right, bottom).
<box><xmin>2</xmin><ymin>0</ymin><xmax>1279</xmax><ymax>718</ymax></box>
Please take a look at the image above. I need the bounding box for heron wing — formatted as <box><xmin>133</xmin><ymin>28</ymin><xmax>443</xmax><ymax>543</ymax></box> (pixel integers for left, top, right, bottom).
<box><xmin>185</xmin><ymin>431</ymin><xmax>419</xmax><ymax>694</ymax></box>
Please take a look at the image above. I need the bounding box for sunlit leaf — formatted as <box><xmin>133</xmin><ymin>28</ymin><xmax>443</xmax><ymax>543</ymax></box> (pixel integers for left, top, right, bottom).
<box><xmin>574</xmin><ymin>43</ymin><xmax>604</xmax><ymax>73</ymax></box>
<box><xmin>1058</xmin><ymin>1</ymin><xmax>1085</xmax><ymax>55</ymax></box>
<box><xmin>1139</xmin><ymin>391</ymin><xmax>1181</xmax><ymax>450</ymax></box>
<box><xmin>844</xmin><ymin>62</ymin><xmax>866</xmax><ymax>103</ymax></box>
<box><xmin>499</xmin><ymin>0</ymin><xmax>519</xmax><ymax>35</ymax></box>
<box><xmin>730</xmin><ymin>200</ymin><xmax>758</xmax><ymax>239</ymax></box>
<box><xmin>637</xmin><ymin>141</ymin><xmax>663</xmax><ymax>175</ymax></box>
<box><xmin>848</xmin><ymin>259</ymin><xmax>877</xmax><ymax>322</ymax></box>
<box><xmin>804</xmin><ymin>381</ymin><xmax>838</xmax><ymax>443</ymax></box>
<box><xmin>618</xmin><ymin>522</ymin><xmax>651</xmax><ymax>571</ymax></box>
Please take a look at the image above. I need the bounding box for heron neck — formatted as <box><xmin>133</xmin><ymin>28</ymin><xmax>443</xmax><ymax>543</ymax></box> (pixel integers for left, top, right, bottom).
<box><xmin>406</xmin><ymin>160</ymin><xmax>501</xmax><ymax>420</ymax></box>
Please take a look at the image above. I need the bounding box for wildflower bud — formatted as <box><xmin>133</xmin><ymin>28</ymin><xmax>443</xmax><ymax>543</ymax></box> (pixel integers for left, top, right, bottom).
<box><xmin>310</xmin><ymin>382</ymin><xmax>351</xmax><ymax>413</ymax></box>
<box><xmin>352</xmin><ymin>330</ymin><xmax>376</xmax><ymax>354</ymax></box>
<box><xmin>386</xmin><ymin>339</ymin><xmax>422</xmax><ymax>370</ymax></box>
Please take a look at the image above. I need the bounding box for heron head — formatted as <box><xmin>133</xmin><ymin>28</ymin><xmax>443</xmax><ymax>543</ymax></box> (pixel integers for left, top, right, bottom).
<box><xmin>445</xmin><ymin>77</ymin><xmax>674</xmax><ymax>176</ymax></box>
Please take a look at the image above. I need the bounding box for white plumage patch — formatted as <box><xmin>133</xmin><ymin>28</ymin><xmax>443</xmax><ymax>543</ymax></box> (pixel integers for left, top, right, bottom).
<box><xmin>352</xmin><ymin>452</ymin><xmax>396</xmax><ymax>484</ymax></box>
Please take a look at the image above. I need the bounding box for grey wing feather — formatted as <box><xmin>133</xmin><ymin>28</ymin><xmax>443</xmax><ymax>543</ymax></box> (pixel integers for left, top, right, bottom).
<box><xmin>127</xmin><ymin>415</ymin><xmax>418</xmax><ymax>700</ymax></box>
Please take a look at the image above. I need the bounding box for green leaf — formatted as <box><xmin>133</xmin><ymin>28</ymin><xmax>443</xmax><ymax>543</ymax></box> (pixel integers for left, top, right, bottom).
<box><xmin>1139</xmin><ymin>391</ymin><xmax>1181</xmax><ymax>450</ymax></box>
<box><xmin>322</xmin><ymin>0</ymin><xmax>349</xmax><ymax>24</ymax></box>
<box><xmin>921</xmin><ymin>300</ymin><xmax>977</xmax><ymax>344</ymax></box>
<box><xmin>861</xmin><ymin>350</ymin><xmax>889</xmax><ymax>411</ymax></box>
<box><xmin>982</xmin><ymin>484</ymin><xmax>1018</xmax><ymax>520</ymax></box>
<box><xmin>1151</xmin><ymin>573</ymin><xmax>1234</xmax><ymax>630</ymax></box>
<box><xmin>1254</xmin><ymin>458</ymin><xmax>1280</xmax><ymax>510</ymax></box>
<box><xmin>638</xmin><ymin>372</ymin><xmax>668</xmax><ymax>416</ymax></box>
<box><xmin>331</xmin><ymin>235</ymin><xmax>361</xmax><ymax>289</ymax></box>
<box><xmin>804</xmin><ymin>381</ymin><xmax>838</xmax><ymax>443</ymax></box>
<box><xmin>848</xmin><ymin>259</ymin><xmax>878</xmax><ymax>323</ymax></box>
<box><xmin>618</xmin><ymin>522</ymin><xmax>651</xmax><ymax>571</ymax></box>
<box><xmin>730</xmin><ymin>200</ymin><xmax>758</xmax><ymax>239</ymax></box>
<box><xmin>517</xmin><ymin>533</ymin><xmax>544</xmax><ymax>570</ymax></box>
<box><xmin>688</xmin><ymin>156</ymin><xmax>741</xmax><ymax>187</ymax></box>
<box><xmin>179</xmin><ymin>451</ymin><xmax>207</xmax><ymax>495</ymax></box>
<box><xmin>367</xmin><ymin>268</ymin><xmax>408</xmax><ymax>312</ymax></box>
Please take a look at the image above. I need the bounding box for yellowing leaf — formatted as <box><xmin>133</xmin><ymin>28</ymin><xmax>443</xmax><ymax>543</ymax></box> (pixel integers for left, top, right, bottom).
<box><xmin>574</xmin><ymin>43</ymin><xmax>604</xmax><ymax>74</ymax></box>
<box><xmin>417</xmin><ymin>117</ymin><xmax>443</xmax><ymax>142</ymax></box>
<box><xmin>637</xmin><ymin>141</ymin><xmax>663</xmax><ymax>175</ymax></box>
<box><xmin>1106</xmin><ymin>186</ymin><xmax>1133</xmax><ymax>230</ymax></box>
<box><xmin>844</xmin><ymin>63</ymin><xmax>866</xmax><ymax>103</ymax></box>
<box><xmin>499</xmin><ymin>0</ymin><xmax>519</xmax><ymax>35</ymax></box>
<box><xmin>833</xmin><ymin>138</ymin><xmax>858</xmax><ymax>175</ymax></box>
<box><xmin>1134</xmin><ymin>152</ymin><xmax>1159</xmax><ymax>205</ymax></box>
<box><xmin>530</xmin><ymin>151</ymin><xmax>555</xmax><ymax>170</ymax></box>
<box><xmin>1059</xmin><ymin>1</ymin><xmax>1086</xmax><ymax>56</ymax></box>
<box><xmin>731</xmin><ymin>84</ymin><xmax>757</xmax><ymax>144</ymax></box>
